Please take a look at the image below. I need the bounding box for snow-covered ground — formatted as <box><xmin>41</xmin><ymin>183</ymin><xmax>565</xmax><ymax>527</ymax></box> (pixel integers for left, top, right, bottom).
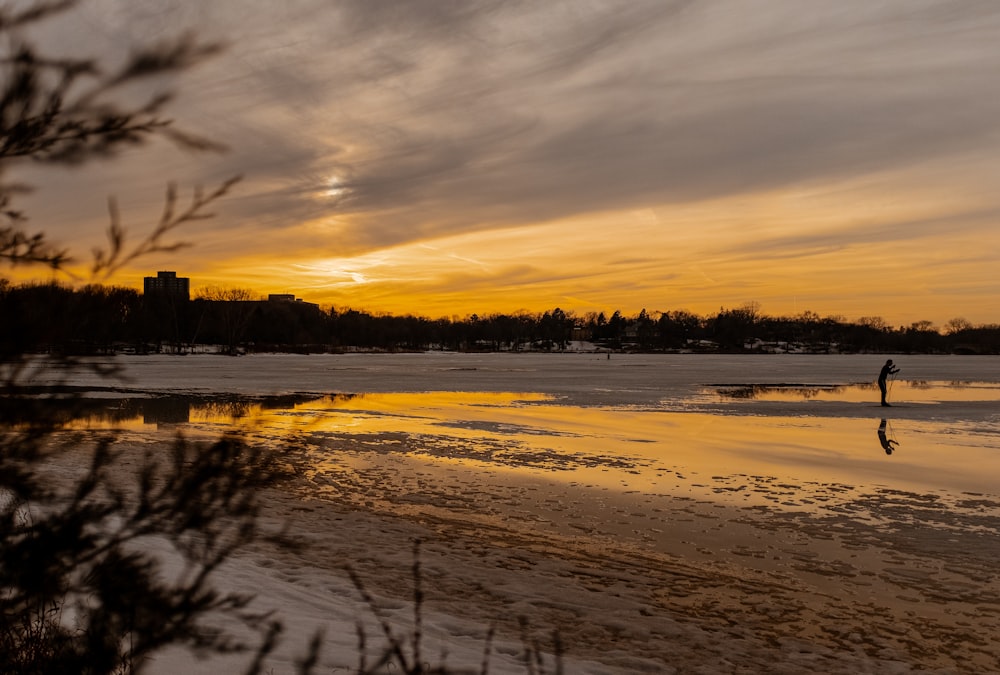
<box><xmin>25</xmin><ymin>353</ymin><xmax>1000</xmax><ymax>673</ymax></box>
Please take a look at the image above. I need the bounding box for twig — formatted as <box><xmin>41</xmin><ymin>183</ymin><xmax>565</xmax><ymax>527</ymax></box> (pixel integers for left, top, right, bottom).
<box><xmin>90</xmin><ymin>175</ymin><xmax>242</xmax><ymax>279</ymax></box>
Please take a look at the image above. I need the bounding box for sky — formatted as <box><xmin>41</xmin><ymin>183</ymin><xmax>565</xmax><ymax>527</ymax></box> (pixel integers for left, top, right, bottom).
<box><xmin>8</xmin><ymin>0</ymin><xmax>1000</xmax><ymax>327</ymax></box>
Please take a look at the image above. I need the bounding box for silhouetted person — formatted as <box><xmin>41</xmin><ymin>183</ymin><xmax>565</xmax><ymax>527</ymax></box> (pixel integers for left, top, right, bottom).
<box><xmin>878</xmin><ymin>359</ymin><xmax>899</xmax><ymax>407</ymax></box>
<box><xmin>878</xmin><ymin>419</ymin><xmax>898</xmax><ymax>455</ymax></box>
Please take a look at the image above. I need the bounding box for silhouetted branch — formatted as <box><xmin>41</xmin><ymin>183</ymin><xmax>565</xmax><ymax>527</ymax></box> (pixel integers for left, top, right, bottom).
<box><xmin>0</xmin><ymin>21</ymin><xmax>225</xmax><ymax>164</ymax></box>
<box><xmin>347</xmin><ymin>540</ymin><xmax>564</xmax><ymax>675</ymax></box>
<box><xmin>0</xmin><ymin>224</ymin><xmax>68</xmax><ymax>267</ymax></box>
<box><xmin>0</xmin><ymin>0</ymin><xmax>233</xmax><ymax>279</ymax></box>
<box><xmin>91</xmin><ymin>175</ymin><xmax>242</xmax><ymax>279</ymax></box>
<box><xmin>0</xmin><ymin>5</ymin><xmax>289</xmax><ymax>672</ymax></box>
<box><xmin>0</xmin><ymin>427</ymin><xmax>290</xmax><ymax>672</ymax></box>
<box><xmin>0</xmin><ymin>0</ymin><xmax>78</xmax><ymax>31</ymax></box>
<box><xmin>106</xmin><ymin>33</ymin><xmax>224</xmax><ymax>89</ymax></box>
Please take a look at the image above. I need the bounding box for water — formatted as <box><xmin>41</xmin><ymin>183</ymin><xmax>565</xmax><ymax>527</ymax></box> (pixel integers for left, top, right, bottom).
<box><xmin>20</xmin><ymin>352</ymin><xmax>1000</xmax><ymax>671</ymax></box>
<box><xmin>30</xmin><ymin>352</ymin><xmax>1000</xmax><ymax>498</ymax></box>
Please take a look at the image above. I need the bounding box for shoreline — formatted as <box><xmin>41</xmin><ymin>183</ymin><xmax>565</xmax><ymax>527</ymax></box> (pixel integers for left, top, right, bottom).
<box><xmin>131</xmin><ymin>421</ymin><xmax>1000</xmax><ymax>673</ymax></box>
<box><xmin>216</xmin><ymin>440</ymin><xmax>1000</xmax><ymax>673</ymax></box>
<box><xmin>21</xmin><ymin>353</ymin><xmax>1000</xmax><ymax>672</ymax></box>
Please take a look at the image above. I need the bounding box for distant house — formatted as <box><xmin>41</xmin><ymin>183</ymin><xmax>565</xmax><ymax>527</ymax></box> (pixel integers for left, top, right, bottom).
<box><xmin>143</xmin><ymin>271</ymin><xmax>190</xmax><ymax>300</ymax></box>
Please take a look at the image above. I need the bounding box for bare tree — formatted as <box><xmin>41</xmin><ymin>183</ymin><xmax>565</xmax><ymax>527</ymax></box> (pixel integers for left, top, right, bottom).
<box><xmin>858</xmin><ymin>315</ymin><xmax>889</xmax><ymax>332</ymax></box>
<box><xmin>196</xmin><ymin>286</ymin><xmax>260</xmax><ymax>355</ymax></box>
<box><xmin>945</xmin><ymin>317</ymin><xmax>972</xmax><ymax>335</ymax></box>
<box><xmin>0</xmin><ymin>4</ymin><xmax>288</xmax><ymax>673</ymax></box>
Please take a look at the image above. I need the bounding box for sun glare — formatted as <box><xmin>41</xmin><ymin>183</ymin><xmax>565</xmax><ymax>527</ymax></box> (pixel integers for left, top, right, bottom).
<box><xmin>322</xmin><ymin>175</ymin><xmax>346</xmax><ymax>199</ymax></box>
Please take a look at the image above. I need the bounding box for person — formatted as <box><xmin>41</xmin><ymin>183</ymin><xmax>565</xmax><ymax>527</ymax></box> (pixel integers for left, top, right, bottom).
<box><xmin>877</xmin><ymin>358</ymin><xmax>899</xmax><ymax>407</ymax></box>
<box><xmin>877</xmin><ymin>419</ymin><xmax>898</xmax><ymax>455</ymax></box>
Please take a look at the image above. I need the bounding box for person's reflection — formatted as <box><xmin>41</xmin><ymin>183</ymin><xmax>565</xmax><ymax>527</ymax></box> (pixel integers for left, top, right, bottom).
<box><xmin>877</xmin><ymin>419</ymin><xmax>899</xmax><ymax>455</ymax></box>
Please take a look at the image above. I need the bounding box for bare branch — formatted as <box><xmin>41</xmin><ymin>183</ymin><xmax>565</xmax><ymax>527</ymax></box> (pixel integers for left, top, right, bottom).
<box><xmin>0</xmin><ymin>0</ymin><xmax>79</xmax><ymax>31</ymax></box>
<box><xmin>89</xmin><ymin>175</ymin><xmax>242</xmax><ymax>280</ymax></box>
<box><xmin>109</xmin><ymin>33</ymin><xmax>225</xmax><ymax>86</ymax></box>
<box><xmin>1</xmin><ymin>19</ymin><xmax>224</xmax><ymax>166</ymax></box>
<box><xmin>0</xmin><ymin>225</ymin><xmax>68</xmax><ymax>267</ymax></box>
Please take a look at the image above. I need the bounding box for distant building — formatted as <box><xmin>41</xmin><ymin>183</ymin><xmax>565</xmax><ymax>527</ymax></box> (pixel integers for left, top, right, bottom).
<box><xmin>144</xmin><ymin>271</ymin><xmax>190</xmax><ymax>300</ymax></box>
<box><xmin>268</xmin><ymin>293</ymin><xmax>318</xmax><ymax>308</ymax></box>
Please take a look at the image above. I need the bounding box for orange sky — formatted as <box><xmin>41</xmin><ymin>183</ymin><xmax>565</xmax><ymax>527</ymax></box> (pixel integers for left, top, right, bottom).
<box><xmin>8</xmin><ymin>1</ymin><xmax>1000</xmax><ymax>327</ymax></box>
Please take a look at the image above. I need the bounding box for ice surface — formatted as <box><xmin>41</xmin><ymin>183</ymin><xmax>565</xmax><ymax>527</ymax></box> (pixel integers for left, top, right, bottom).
<box><xmin>25</xmin><ymin>353</ymin><xmax>1000</xmax><ymax>673</ymax></box>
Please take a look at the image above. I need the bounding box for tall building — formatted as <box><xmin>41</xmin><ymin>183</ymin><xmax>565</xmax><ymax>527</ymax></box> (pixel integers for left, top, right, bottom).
<box><xmin>143</xmin><ymin>271</ymin><xmax>190</xmax><ymax>300</ymax></box>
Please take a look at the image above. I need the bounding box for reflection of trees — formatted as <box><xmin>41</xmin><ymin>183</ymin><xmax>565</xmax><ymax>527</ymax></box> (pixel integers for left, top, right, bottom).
<box><xmin>0</xmin><ymin>397</ymin><xmax>145</xmax><ymax>428</ymax></box>
<box><xmin>196</xmin><ymin>399</ymin><xmax>254</xmax><ymax>420</ymax></box>
<box><xmin>258</xmin><ymin>393</ymin><xmax>347</xmax><ymax>410</ymax></box>
<box><xmin>716</xmin><ymin>384</ymin><xmax>847</xmax><ymax>400</ymax></box>
<box><xmin>2</xmin><ymin>393</ymin><xmax>339</xmax><ymax>427</ymax></box>
<box><xmin>143</xmin><ymin>397</ymin><xmax>191</xmax><ymax>424</ymax></box>
<box><xmin>717</xmin><ymin>386</ymin><xmax>763</xmax><ymax>399</ymax></box>
<box><xmin>713</xmin><ymin>380</ymin><xmax>1000</xmax><ymax>402</ymax></box>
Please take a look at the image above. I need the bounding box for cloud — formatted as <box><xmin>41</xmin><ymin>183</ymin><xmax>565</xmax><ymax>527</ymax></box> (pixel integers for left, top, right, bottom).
<box><xmin>27</xmin><ymin>2</ymin><xmax>1000</xmax><ymax>231</ymax></box>
<box><xmin>286</xmin><ymin>0</ymin><xmax>1000</xmax><ymax>252</ymax></box>
<box><xmin>717</xmin><ymin>206</ymin><xmax>1000</xmax><ymax>262</ymax></box>
<box><xmin>9</xmin><ymin>0</ymin><xmax>1000</xmax><ymax>324</ymax></box>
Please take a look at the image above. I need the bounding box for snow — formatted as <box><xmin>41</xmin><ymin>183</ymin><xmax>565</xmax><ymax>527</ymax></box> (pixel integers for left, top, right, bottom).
<box><xmin>28</xmin><ymin>353</ymin><xmax>1000</xmax><ymax>673</ymax></box>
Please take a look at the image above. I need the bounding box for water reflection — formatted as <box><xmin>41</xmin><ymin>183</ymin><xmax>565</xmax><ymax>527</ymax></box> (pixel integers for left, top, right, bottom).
<box><xmin>144</xmin><ymin>397</ymin><xmax>191</xmax><ymax>425</ymax></box>
<box><xmin>715</xmin><ymin>384</ymin><xmax>848</xmax><ymax>400</ymax></box>
<box><xmin>1</xmin><ymin>393</ymin><xmax>340</xmax><ymax>429</ymax></box>
<box><xmin>877</xmin><ymin>419</ymin><xmax>899</xmax><ymax>455</ymax></box>
<box><xmin>8</xmin><ymin>389</ymin><xmax>1000</xmax><ymax>499</ymax></box>
<box><xmin>13</xmin><ymin>392</ymin><xmax>549</xmax><ymax>431</ymax></box>
<box><xmin>710</xmin><ymin>381</ymin><xmax>1000</xmax><ymax>403</ymax></box>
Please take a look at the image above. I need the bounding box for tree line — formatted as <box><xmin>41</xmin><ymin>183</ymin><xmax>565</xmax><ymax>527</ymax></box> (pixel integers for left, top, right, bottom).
<box><xmin>1</xmin><ymin>3</ymin><xmax>566</xmax><ymax>672</ymax></box>
<box><xmin>3</xmin><ymin>281</ymin><xmax>999</xmax><ymax>355</ymax></box>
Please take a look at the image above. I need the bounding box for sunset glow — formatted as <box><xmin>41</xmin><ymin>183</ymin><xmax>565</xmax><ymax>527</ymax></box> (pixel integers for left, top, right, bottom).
<box><xmin>11</xmin><ymin>1</ymin><xmax>1000</xmax><ymax>327</ymax></box>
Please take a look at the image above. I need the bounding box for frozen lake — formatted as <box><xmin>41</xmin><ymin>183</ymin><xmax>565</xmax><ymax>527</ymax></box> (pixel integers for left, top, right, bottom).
<box><xmin>26</xmin><ymin>352</ymin><xmax>1000</xmax><ymax>672</ymax></box>
<box><xmin>44</xmin><ymin>352</ymin><xmax>1000</xmax><ymax>498</ymax></box>
<box><xmin>44</xmin><ymin>351</ymin><xmax>1000</xmax><ymax>404</ymax></box>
